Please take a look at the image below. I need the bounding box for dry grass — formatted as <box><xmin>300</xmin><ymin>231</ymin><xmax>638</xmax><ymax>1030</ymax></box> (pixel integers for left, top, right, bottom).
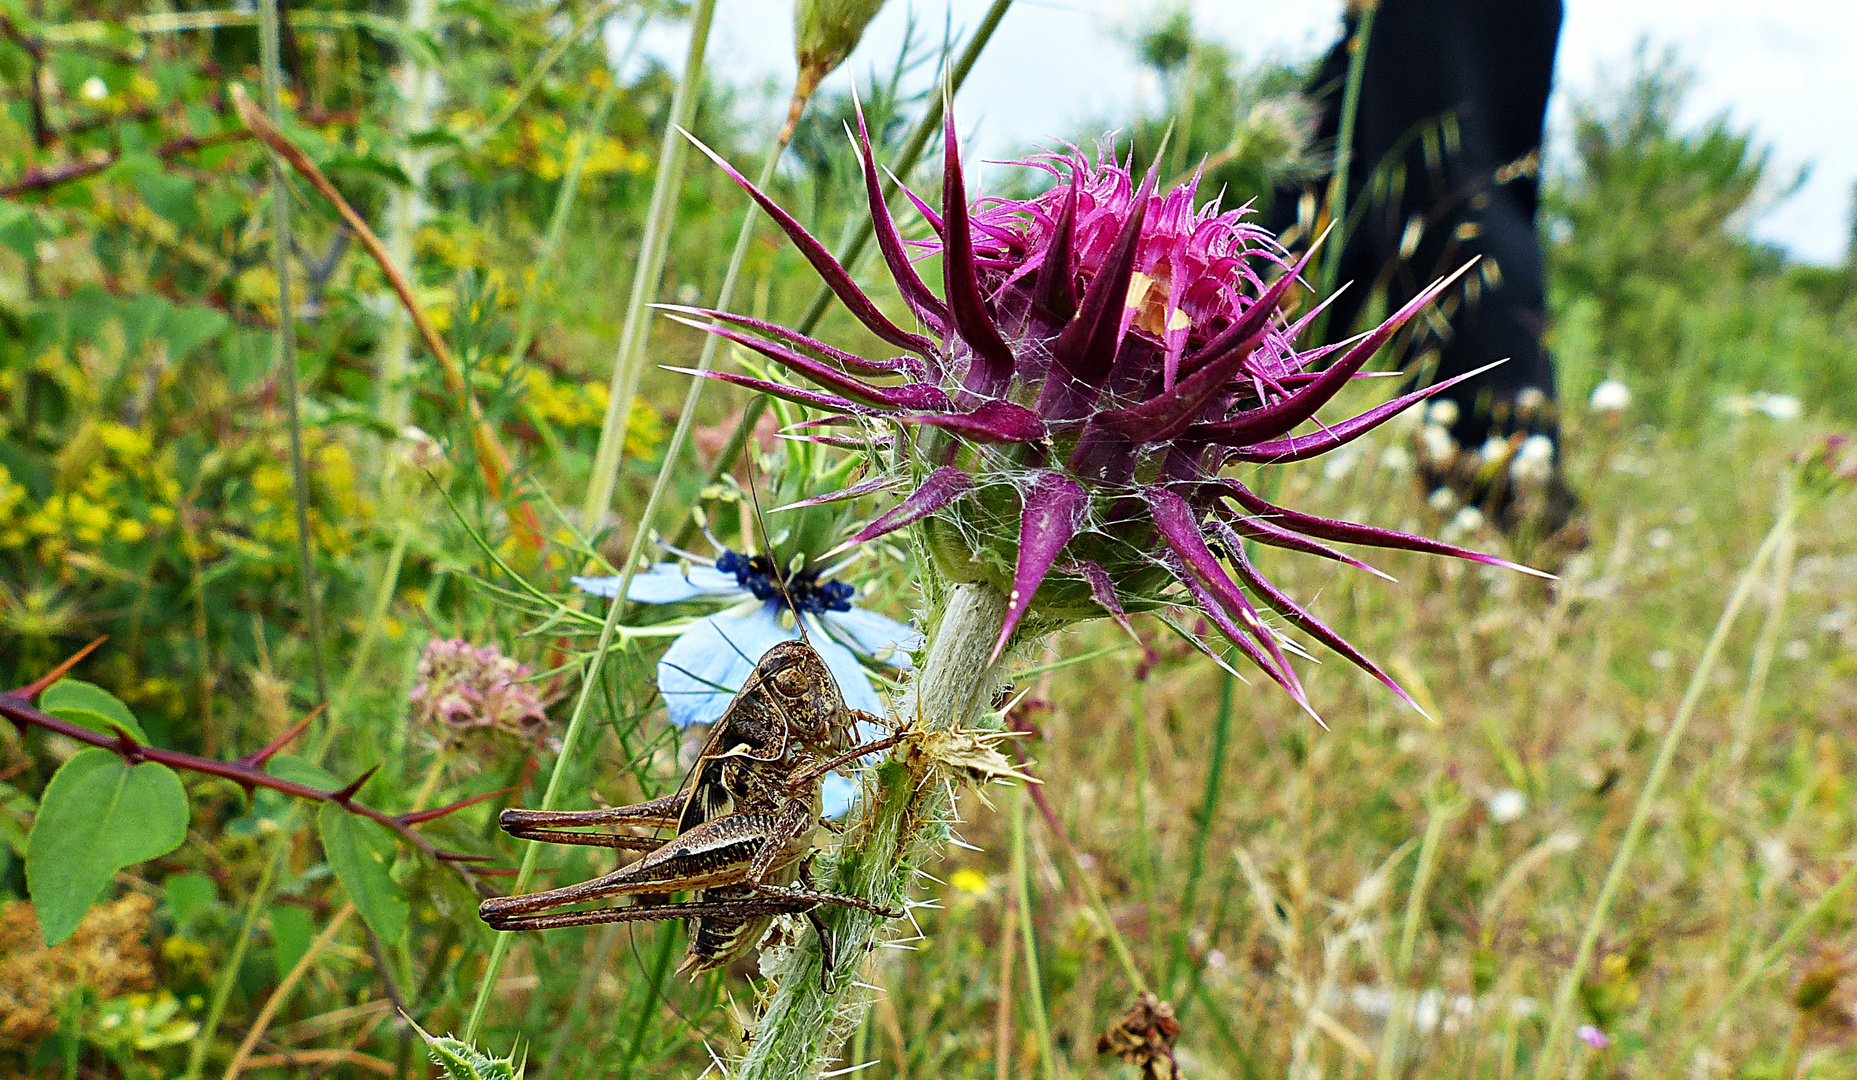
<box><xmin>849</xmin><ymin>410</ymin><xmax>1857</xmax><ymax>1079</ymax></box>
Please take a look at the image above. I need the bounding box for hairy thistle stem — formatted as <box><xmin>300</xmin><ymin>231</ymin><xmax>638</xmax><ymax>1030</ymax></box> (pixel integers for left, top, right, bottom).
<box><xmin>735</xmin><ymin>582</ymin><xmax>1010</xmax><ymax>1079</ymax></box>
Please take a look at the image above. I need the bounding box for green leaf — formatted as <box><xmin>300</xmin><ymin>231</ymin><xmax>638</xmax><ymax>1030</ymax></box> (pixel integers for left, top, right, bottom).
<box><xmin>40</xmin><ymin>679</ymin><xmax>149</xmax><ymax>743</ymax></box>
<box><xmin>163</xmin><ymin>871</ymin><xmax>218</xmax><ymax>923</ymax></box>
<box><xmin>159</xmin><ymin>304</ymin><xmax>228</xmax><ymax>362</ymax></box>
<box><xmin>267</xmin><ymin>755</ymin><xmax>343</xmax><ymax>791</ymax></box>
<box><xmin>130</xmin><ymin>169</ymin><xmax>196</xmax><ymax>229</ymax></box>
<box><xmin>409</xmin><ymin>1018</ymin><xmax>524</xmax><ymax>1080</ymax></box>
<box><xmin>25</xmin><ymin>749</ymin><xmax>189</xmax><ymax>945</ymax></box>
<box><xmin>271</xmin><ymin>904</ymin><xmax>314</xmax><ymax>979</ymax></box>
<box><xmin>317</xmin><ymin>802</ymin><xmax>408</xmax><ymax>946</ymax></box>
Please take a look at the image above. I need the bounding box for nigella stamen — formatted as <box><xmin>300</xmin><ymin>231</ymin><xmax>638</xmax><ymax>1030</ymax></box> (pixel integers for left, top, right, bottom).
<box><xmin>714</xmin><ymin>550</ymin><xmax>856</xmax><ymax>615</ymax></box>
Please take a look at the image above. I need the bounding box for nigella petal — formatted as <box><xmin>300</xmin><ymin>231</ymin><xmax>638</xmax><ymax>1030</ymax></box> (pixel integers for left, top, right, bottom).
<box><xmin>820</xmin><ymin>773</ymin><xmax>858</xmax><ymax>820</ymax></box>
<box><xmin>575</xmin><ymin>564</ymin><xmax>743</xmax><ymax>604</ymax></box>
<box><xmin>1190</xmin><ymin>264</ymin><xmax>1474</xmax><ymax>446</ymax></box>
<box><xmin>1220</xmin><ymin>359</ymin><xmax>1506</xmax><ymax>460</ymax></box>
<box><xmin>1212</xmin><ymin>519</ymin><xmax>1425</xmax><ymax>717</ymax></box>
<box><xmin>941</xmin><ymin>119</ymin><xmax>1019</xmax><ymax>397</ymax></box>
<box><xmin>662</xmin><ymin>366</ymin><xmax>875</xmax><ymax>415</ymax></box>
<box><xmin>849</xmin><ymin>466</ymin><xmax>975</xmax><ymax>544</ymax></box>
<box><xmin>655</xmin><ymin>305</ymin><xmax>923</xmax><ymax>378</ymax></box>
<box><xmin>820</xmin><ymin>606</ymin><xmax>922</xmax><ymax>670</ymax></box>
<box><xmin>682</xmin><ymin>129</ymin><xmax>938</xmax><ymax>357</ymax></box>
<box><xmin>991</xmin><ymin>472</ymin><xmax>1089</xmax><ymax>663</ymax></box>
<box><xmin>853</xmin><ymin>94</ymin><xmax>950</xmax><ymax>335</ymax></box>
<box><xmin>893</xmin><ymin>400</ymin><xmax>1046</xmax><ymax>443</ymax></box>
<box><xmin>664</xmin><ymin>315</ymin><xmax>947</xmax><ymax>410</ymax></box>
<box><xmin>1220</xmin><ymin>480</ymin><xmax>1554</xmax><ymax>579</ymax></box>
<box><xmin>658</xmin><ymin>604</ymin><xmax>792</xmax><ymax>729</ymax></box>
<box><xmin>1036</xmin><ymin>167</ymin><xmax>1154</xmax><ymax>421</ymax></box>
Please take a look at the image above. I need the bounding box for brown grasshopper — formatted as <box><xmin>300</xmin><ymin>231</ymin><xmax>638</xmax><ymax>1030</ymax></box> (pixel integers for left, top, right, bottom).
<box><xmin>478</xmin><ymin>639</ymin><xmax>907</xmax><ymax>987</ymax></box>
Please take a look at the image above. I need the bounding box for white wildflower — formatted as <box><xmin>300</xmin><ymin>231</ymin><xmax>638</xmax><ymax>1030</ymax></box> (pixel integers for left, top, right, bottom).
<box><xmin>1420</xmin><ymin>424</ymin><xmax>1457</xmax><ymax>464</ymax></box>
<box><xmin>81</xmin><ymin>76</ymin><xmax>109</xmax><ymax>102</ymax></box>
<box><xmin>1589</xmin><ymin>379</ymin><xmax>1631</xmax><ymax>413</ymax></box>
<box><xmin>1426</xmin><ymin>398</ymin><xmax>1460</xmax><ymax>427</ymax></box>
<box><xmin>1487</xmin><ymin>789</ymin><xmax>1527</xmax><ymax>824</ymax></box>
<box><xmin>1509</xmin><ymin>434</ymin><xmax>1555</xmax><ymax>484</ymax></box>
<box><xmin>1479</xmin><ymin>436</ymin><xmax>1511</xmax><ymax>463</ymax></box>
<box><xmin>1379</xmin><ymin>445</ymin><xmax>1412</xmax><ymax>473</ymax></box>
<box><xmin>1427</xmin><ymin>486</ymin><xmax>1458</xmax><ymax>513</ymax></box>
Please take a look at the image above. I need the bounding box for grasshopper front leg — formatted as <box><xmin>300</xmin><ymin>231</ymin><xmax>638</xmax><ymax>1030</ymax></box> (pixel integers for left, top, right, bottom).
<box><xmin>741</xmin><ymin>800</ymin><xmax>903</xmax><ymax>919</ymax></box>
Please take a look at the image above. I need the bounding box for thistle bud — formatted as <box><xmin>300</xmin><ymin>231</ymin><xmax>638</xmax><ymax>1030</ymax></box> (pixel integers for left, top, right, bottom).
<box><xmin>784</xmin><ymin>0</ymin><xmax>887</xmax><ymax>142</ymax></box>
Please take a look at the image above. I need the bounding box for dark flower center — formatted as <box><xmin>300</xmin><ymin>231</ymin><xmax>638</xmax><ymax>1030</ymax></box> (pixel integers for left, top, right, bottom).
<box><xmin>715</xmin><ymin>549</ymin><xmax>854</xmax><ymax>615</ymax></box>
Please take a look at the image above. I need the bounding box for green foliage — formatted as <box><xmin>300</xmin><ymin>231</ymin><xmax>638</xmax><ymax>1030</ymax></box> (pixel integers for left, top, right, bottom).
<box><xmin>412</xmin><ymin>1019</ymin><xmax>525</xmax><ymax>1080</ymax></box>
<box><xmin>24</xmin><ymin>749</ymin><xmax>187</xmax><ymax>945</ymax></box>
<box><xmin>316</xmin><ymin>800</ymin><xmax>409</xmax><ymax>945</ymax></box>
<box><xmin>1545</xmin><ymin>47</ymin><xmax>1857</xmax><ymax>425</ymax></box>
<box><xmin>39</xmin><ymin>678</ymin><xmax>148</xmax><ymax>742</ymax></box>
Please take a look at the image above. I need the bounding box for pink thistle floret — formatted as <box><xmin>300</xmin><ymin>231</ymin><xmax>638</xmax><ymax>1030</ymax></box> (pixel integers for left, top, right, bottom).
<box><xmin>670</xmin><ymin>105</ymin><xmax>1547</xmax><ymax>718</ymax></box>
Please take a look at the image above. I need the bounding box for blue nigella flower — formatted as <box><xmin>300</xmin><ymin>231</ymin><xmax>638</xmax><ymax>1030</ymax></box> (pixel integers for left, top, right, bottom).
<box><xmin>574</xmin><ymin>549</ymin><xmax>919</xmax><ymax>817</ymax></box>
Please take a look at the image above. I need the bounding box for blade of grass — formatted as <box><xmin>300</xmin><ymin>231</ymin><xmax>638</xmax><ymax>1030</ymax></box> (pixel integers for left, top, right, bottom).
<box><xmin>1170</xmin><ymin>671</ymin><xmax>1235</xmax><ymax>995</ymax></box>
<box><xmin>1374</xmin><ymin>791</ymin><xmax>1465</xmax><ymax>1080</ymax></box>
<box><xmin>1311</xmin><ymin>1</ymin><xmax>1376</xmax><ymax>344</ymax></box>
<box><xmin>1532</xmin><ymin>491</ymin><xmax>1798</xmax><ymax>1080</ymax></box>
<box><xmin>254</xmin><ymin>0</ymin><xmax>326</xmax><ymax>702</ymax></box>
<box><xmin>581</xmin><ymin>0</ymin><xmax>718</xmax><ymax>531</ymax></box>
<box><xmin>1013</xmin><ymin>784</ymin><xmax>1060</xmax><ymax>1080</ymax></box>
<box><xmin>183</xmin><ymin>834</ymin><xmax>283</xmax><ymax>1080</ymax></box>
<box><xmin>223</xmin><ymin>903</ymin><xmax>355</xmax><ymax>1080</ymax></box>
<box><xmin>616</xmin><ymin>922</ymin><xmax>681</xmax><ymax>1080</ymax></box>
<box><xmin>376</xmin><ymin>0</ymin><xmax>440</xmax><ymax>428</ymax></box>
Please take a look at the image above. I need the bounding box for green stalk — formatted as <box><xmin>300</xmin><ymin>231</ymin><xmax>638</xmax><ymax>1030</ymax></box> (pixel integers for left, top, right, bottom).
<box><xmin>615</xmin><ymin>923</ymin><xmax>680</xmax><ymax>1080</ymax></box>
<box><xmin>735</xmin><ymin>583</ymin><xmax>1011</xmax><ymax>1078</ymax></box>
<box><xmin>532</xmin><ymin>130</ymin><xmax>797</xmax><ymax>1080</ymax></box>
<box><xmin>182</xmin><ymin>836</ymin><xmax>282</xmax><ymax>1080</ymax></box>
<box><xmin>1374</xmin><ymin>793</ymin><xmax>1462</xmax><ymax>1080</ymax></box>
<box><xmin>581</xmin><ymin>0</ymin><xmax>717</xmax><ymax>531</ymax></box>
<box><xmin>507</xmin><ymin>13</ymin><xmax>653</xmax><ymax>372</ymax></box>
<box><xmin>461</xmin><ymin>563</ymin><xmax>634</xmax><ymax>1042</ymax></box>
<box><xmin>1170</xmin><ymin>672</ymin><xmax>1233</xmax><ymax>993</ymax></box>
<box><xmin>377</xmin><ymin>0</ymin><xmax>440</xmax><ymax>429</ymax></box>
<box><xmin>1013</xmin><ymin>785</ymin><xmax>1060</xmax><ymax>1080</ymax></box>
<box><xmin>1311</xmin><ymin>1</ymin><xmax>1375</xmax><ymax>344</ymax></box>
<box><xmin>672</xmin><ymin>0</ymin><xmax>1016</xmax><ymax>551</ymax></box>
<box><xmin>1685</xmin><ymin>858</ymin><xmax>1857</xmax><ymax>1060</ymax></box>
<box><xmin>1531</xmin><ymin>494</ymin><xmax>1798</xmax><ymax>1080</ymax></box>
<box><xmin>257</xmin><ymin>0</ymin><xmax>327</xmax><ymax>702</ymax></box>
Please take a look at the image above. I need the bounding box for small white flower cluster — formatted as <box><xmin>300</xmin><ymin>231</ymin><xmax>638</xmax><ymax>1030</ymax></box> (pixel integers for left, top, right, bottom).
<box><xmin>1509</xmin><ymin>434</ymin><xmax>1555</xmax><ymax>485</ymax></box>
<box><xmin>1720</xmin><ymin>391</ymin><xmax>1803</xmax><ymax>421</ymax></box>
<box><xmin>1589</xmin><ymin>378</ymin><xmax>1631</xmax><ymax>413</ymax></box>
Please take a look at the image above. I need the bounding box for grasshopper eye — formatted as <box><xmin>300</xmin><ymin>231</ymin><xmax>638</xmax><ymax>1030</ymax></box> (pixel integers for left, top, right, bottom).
<box><xmin>772</xmin><ymin>666</ymin><xmax>811</xmax><ymax>695</ymax></box>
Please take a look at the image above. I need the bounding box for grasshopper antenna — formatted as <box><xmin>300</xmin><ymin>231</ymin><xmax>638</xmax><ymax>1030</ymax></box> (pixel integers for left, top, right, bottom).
<box><xmin>742</xmin><ymin>458</ymin><xmax>811</xmax><ymax>645</ymax></box>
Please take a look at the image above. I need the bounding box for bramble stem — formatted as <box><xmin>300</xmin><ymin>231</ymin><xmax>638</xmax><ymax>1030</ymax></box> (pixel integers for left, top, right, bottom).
<box><xmin>734</xmin><ymin>582</ymin><xmax>1011</xmax><ymax>1079</ymax></box>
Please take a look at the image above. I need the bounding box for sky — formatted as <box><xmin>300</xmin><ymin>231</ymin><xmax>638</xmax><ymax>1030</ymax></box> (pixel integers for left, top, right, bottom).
<box><xmin>627</xmin><ymin>0</ymin><xmax>1856</xmax><ymax>265</ymax></box>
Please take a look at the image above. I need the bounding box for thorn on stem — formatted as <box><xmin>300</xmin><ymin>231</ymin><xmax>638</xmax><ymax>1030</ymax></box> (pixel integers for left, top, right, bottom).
<box><xmin>13</xmin><ymin>635</ymin><xmax>109</xmax><ymax>699</ymax></box>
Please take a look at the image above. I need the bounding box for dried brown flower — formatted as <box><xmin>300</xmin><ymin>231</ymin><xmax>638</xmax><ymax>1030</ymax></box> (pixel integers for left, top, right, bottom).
<box><xmin>0</xmin><ymin>893</ymin><xmax>156</xmax><ymax>1044</ymax></box>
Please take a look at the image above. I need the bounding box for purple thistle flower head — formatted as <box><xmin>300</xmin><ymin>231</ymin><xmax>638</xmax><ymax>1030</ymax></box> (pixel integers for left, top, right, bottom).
<box><xmin>672</xmin><ymin>104</ymin><xmax>1547</xmax><ymax>718</ymax></box>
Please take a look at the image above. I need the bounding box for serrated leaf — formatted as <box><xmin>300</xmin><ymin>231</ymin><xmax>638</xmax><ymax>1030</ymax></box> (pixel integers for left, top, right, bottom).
<box><xmin>25</xmin><ymin>749</ymin><xmax>189</xmax><ymax>945</ymax></box>
<box><xmin>41</xmin><ymin>679</ymin><xmax>149</xmax><ymax>743</ymax></box>
<box><xmin>409</xmin><ymin>1018</ymin><xmax>524</xmax><ymax>1080</ymax></box>
<box><xmin>318</xmin><ymin>802</ymin><xmax>408</xmax><ymax>946</ymax></box>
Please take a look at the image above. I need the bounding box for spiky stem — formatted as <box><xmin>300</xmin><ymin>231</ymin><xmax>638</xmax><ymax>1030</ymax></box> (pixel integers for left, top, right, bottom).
<box><xmin>735</xmin><ymin>583</ymin><xmax>1011</xmax><ymax>1079</ymax></box>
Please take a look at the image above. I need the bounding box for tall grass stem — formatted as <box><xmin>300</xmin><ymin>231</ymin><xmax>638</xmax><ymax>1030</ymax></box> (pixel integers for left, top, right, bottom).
<box><xmin>257</xmin><ymin>0</ymin><xmax>327</xmax><ymax>702</ymax></box>
<box><xmin>581</xmin><ymin>0</ymin><xmax>717</xmax><ymax>531</ymax></box>
<box><xmin>1013</xmin><ymin>785</ymin><xmax>1060</xmax><ymax>1080</ymax></box>
<box><xmin>1312</xmin><ymin>2</ymin><xmax>1375</xmax><ymax>344</ymax></box>
<box><xmin>1531</xmin><ymin>494</ymin><xmax>1798</xmax><ymax>1080</ymax></box>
